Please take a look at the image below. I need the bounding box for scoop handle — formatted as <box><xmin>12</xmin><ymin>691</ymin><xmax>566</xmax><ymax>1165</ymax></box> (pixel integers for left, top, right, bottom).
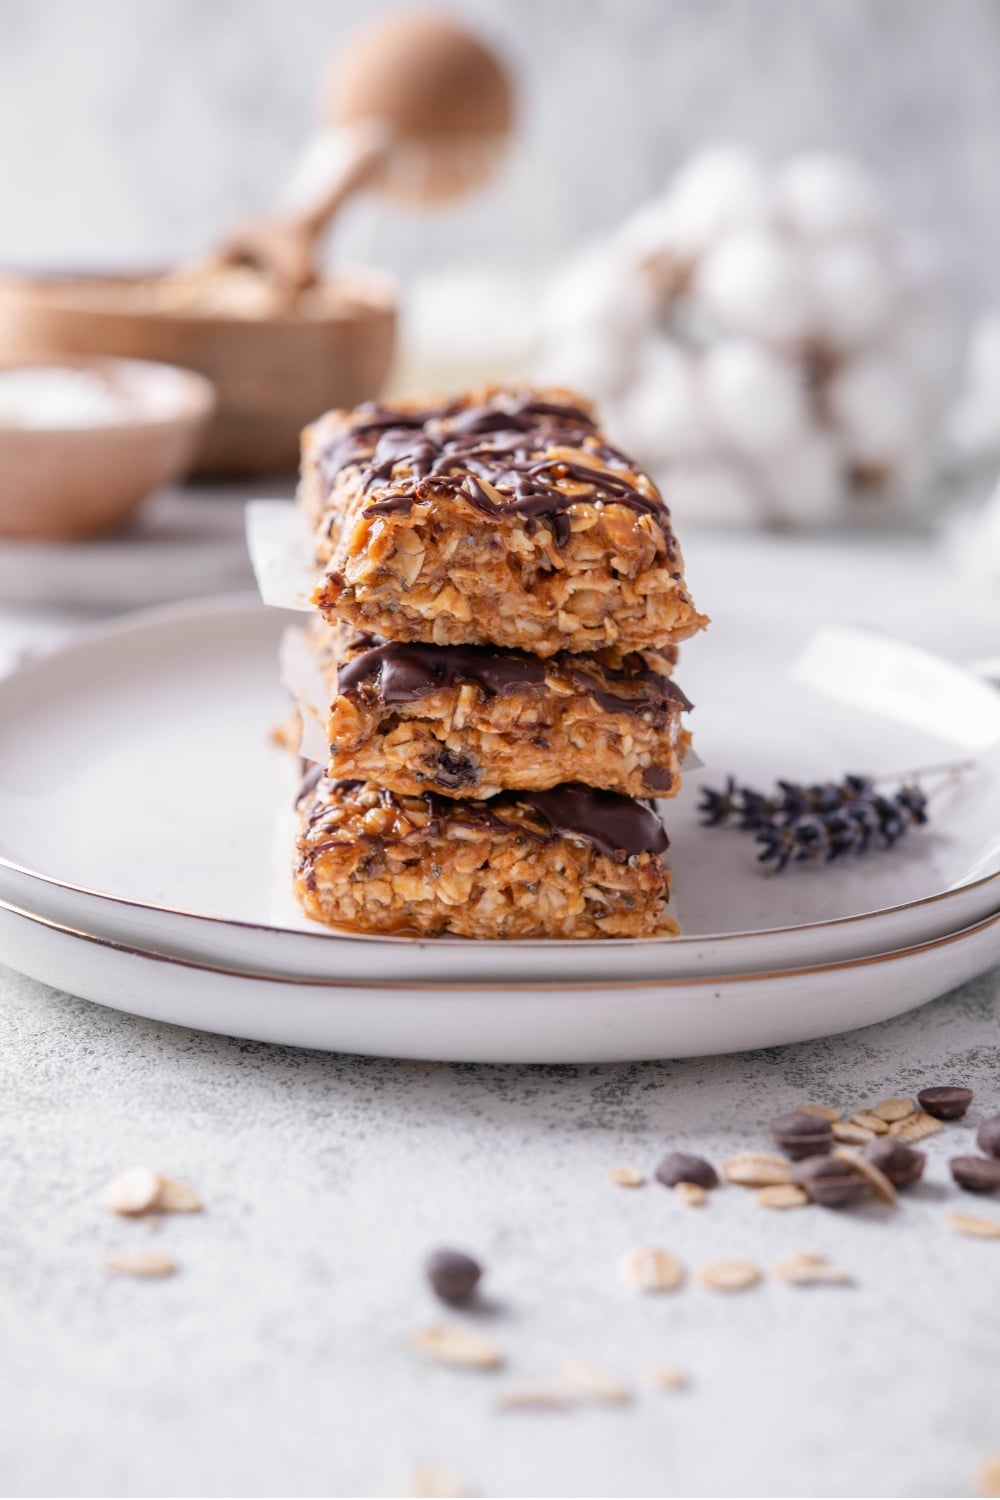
<box><xmin>216</xmin><ymin>121</ymin><xmax>394</xmax><ymax>294</ymax></box>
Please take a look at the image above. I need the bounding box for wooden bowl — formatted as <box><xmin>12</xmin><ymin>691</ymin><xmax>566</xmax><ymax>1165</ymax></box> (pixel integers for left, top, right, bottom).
<box><xmin>0</xmin><ymin>268</ymin><xmax>397</xmax><ymax>476</ymax></box>
<box><xmin>0</xmin><ymin>354</ymin><xmax>215</xmax><ymax>540</ymax></box>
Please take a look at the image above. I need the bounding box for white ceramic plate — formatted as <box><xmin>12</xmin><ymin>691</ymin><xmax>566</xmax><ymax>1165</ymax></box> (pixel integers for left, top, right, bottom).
<box><xmin>0</xmin><ymin>596</ymin><xmax>998</xmax><ymax>991</ymax></box>
<box><xmin>1</xmin><ymin>892</ymin><xmax>997</xmax><ymax>1061</ymax></box>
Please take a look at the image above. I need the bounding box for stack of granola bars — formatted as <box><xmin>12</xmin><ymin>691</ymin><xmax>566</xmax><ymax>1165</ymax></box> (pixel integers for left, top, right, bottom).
<box><xmin>291</xmin><ymin>386</ymin><xmax>708</xmax><ymax>939</ymax></box>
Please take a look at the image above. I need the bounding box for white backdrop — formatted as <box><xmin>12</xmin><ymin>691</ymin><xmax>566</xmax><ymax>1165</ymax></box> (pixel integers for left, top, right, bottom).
<box><xmin>0</xmin><ymin>0</ymin><xmax>998</xmax><ymax>294</ymax></box>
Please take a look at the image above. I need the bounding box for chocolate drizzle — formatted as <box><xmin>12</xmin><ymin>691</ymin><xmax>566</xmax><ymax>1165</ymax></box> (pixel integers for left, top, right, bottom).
<box><xmin>336</xmin><ymin>634</ymin><xmax>692</xmax><ymax>717</ymax></box>
<box><xmin>304</xmin><ymin>773</ymin><xmax>669</xmax><ymax>864</ymax></box>
<box><xmin>319</xmin><ymin>391</ymin><xmax>675</xmax><ymax>550</ymax></box>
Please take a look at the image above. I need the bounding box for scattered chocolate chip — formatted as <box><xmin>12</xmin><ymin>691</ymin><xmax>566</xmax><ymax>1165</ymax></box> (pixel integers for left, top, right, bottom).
<box><xmin>917</xmin><ymin>1086</ymin><xmax>973</xmax><ymax>1121</ymax></box>
<box><xmin>977</xmin><ymin>1115</ymin><xmax>1000</xmax><ymax>1159</ymax></box>
<box><xmin>862</xmin><ymin>1138</ymin><xmax>926</xmax><ymax>1189</ymax></box>
<box><xmin>770</xmin><ymin>1110</ymin><xmax>834</xmax><ymax>1160</ymax></box>
<box><xmin>654</xmin><ymin>1151</ymin><xmax>718</xmax><ymax>1190</ymax></box>
<box><xmin>791</xmin><ymin>1154</ymin><xmax>869</xmax><ymax>1207</ymax></box>
<box><xmin>425</xmin><ymin>1248</ymin><xmax>483</xmax><ymax>1305</ymax></box>
<box><xmin>950</xmin><ymin>1156</ymin><xmax>1000</xmax><ymax>1194</ymax></box>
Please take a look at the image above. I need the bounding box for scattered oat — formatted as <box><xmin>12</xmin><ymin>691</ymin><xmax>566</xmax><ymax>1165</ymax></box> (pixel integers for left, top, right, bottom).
<box><xmin>831</xmin><ymin>1120</ymin><xmax>876</xmax><ymax>1145</ymax></box>
<box><xmin>850</xmin><ymin>1111</ymin><xmax>890</xmax><ymax>1136</ymax></box>
<box><xmin>409</xmin><ymin>1464</ymin><xmax>468</xmax><ymax>1498</ymax></box>
<box><xmin>106</xmin><ymin>1249</ymin><xmax>176</xmax><ymax>1278</ymax></box>
<box><xmin>104</xmin><ymin>1167</ymin><xmax>161</xmax><ymax>1217</ymax></box>
<box><xmin>675</xmin><ymin>1181</ymin><xmax>708</xmax><ymax>1207</ymax></box>
<box><xmin>723</xmin><ymin>1152</ymin><xmax>791</xmax><ymax>1187</ymax></box>
<box><xmin>888</xmin><ymin>1111</ymin><xmax>943</xmax><ymax>1143</ymax></box>
<box><xmin>620</xmin><ymin>1246</ymin><xmax>685</xmax><ymax>1293</ymax></box>
<box><xmin>154</xmin><ymin>1177</ymin><xmax>202</xmax><ymax>1213</ymax></box>
<box><xmin>558</xmin><ymin>1360</ymin><xmax>631</xmax><ymax>1405</ymax></box>
<box><xmin>608</xmin><ymin>1165</ymin><xmax>646</xmax><ymax>1188</ymax></box>
<box><xmin>646</xmin><ymin>1363</ymin><xmax>688</xmax><ymax>1391</ymax></box>
<box><xmin>833</xmin><ymin>1147</ymin><xmax>897</xmax><ymax>1206</ymax></box>
<box><xmin>773</xmin><ymin>1252</ymin><xmax>853</xmax><ymax>1286</ymax></box>
<box><xmin>979</xmin><ymin>1455</ymin><xmax>1000</xmax><ymax>1498</ymax></box>
<box><xmin>410</xmin><ymin>1324</ymin><xmax>503</xmax><ymax>1370</ymax></box>
<box><xmin>699</xmin><ymin>1259</ymin><xmax>761</xmax><ymax>1292</ymax></box>
<box><xmin>947</xmin><ymin>1213</ymin><xmax>1000</xmax><ymax>1239</ymax></box>
<box><xmin>497</xmin><ymin>1384</ymin><xmax>571</xmax><ymax>1411</ymax></box>
<box><xmin>756</xmin><ymin>1183</ymin><xmax>809</xmax><ymax>1210</ymax></box>
<box><xmin>872</xmin><ymin>1097</ymin><xmax>916</xmax><ymax>1123</ymax></box>
<box><xmin>797</xmin><ymin>1103</ymin><xmax>842</xmax><ymax>1122</ymax></box>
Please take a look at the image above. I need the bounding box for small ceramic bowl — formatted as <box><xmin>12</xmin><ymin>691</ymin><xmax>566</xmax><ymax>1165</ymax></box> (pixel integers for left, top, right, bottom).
<box><xmin>0</xmin><ymin>354</ymin><xmax>215</xmax><ymax>539</ymax></box>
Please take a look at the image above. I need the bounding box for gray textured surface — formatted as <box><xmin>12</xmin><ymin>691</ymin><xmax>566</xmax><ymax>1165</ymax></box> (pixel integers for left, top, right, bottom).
<box><xmin>2</xmin><ymin>0</ymin><xmax>1000</xmax><ymax>296</ymax></box>
<box><xmin>4</xmin><ymin>961</ymin><xmax>1000</xmax><ymax>1499</ymax></box>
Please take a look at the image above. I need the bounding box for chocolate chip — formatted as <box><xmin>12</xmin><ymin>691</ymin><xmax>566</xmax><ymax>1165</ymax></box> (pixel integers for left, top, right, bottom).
<box><xmin>769</xmin><ymin>1110</ymin><xmax>834</xmax><ymax>1160</ymax></box>
<box><xmin>643</xmin><ymin>766</ymin><xmax>674</xmax><ymax>792</ymax></box>
<box><xmin>791</xmin><ymin>1154</ymin><xmax>869</xmax><ymax>1207</ymax></box>
<box><xmin>950</xmin><ymin>1156</ymin><xmax>1000</xmax><ymax>1194</ymax></box>
<box><xmin>425</xmin><ymin>1248</ymin><xmax>483</xmax><ymax>1304</ymax></box>
<box><xmin>976</xmin><ymin>1115</ymin><xmax>1000</xmax><ymax>1159</ymax></box>
<box><xmin>654</xmin><ymin>1151</ymin><xmax>718</xmax><ymax>1190</ymax></box>
<box><xmin>862</xmin><ymin>1138</ymin><xmax>926</xmax><ymax>1189</ymax></box>
<box><xmin>917</xmin><ymin>1086</ymin><xmax>973</xmax><ymax>1121</ymax></box>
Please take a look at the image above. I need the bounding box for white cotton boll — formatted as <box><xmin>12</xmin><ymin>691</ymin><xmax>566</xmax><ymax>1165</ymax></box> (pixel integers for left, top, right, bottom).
<box><xmin>696</xmin><ymin>227</ymin><xmax>817</xmax><ymax>344</ymax></box>
<box><xmin>810</xmin><ymin>241</ymin><xmax>901</xmax><ymax>349</ymax></box>
<box><xmin>663</xmin><ymin>146</ymin><xmax>772</xmax><ymax>256</ymax></box>
<box><xmin>541</xmin><ymin>246</ymin><xmax>656</xmax><ymax>345</ymax></box>
<box><xmin>617</xmin><ymin>197</ymin><xmax>685</xmax><ymax>262</ymax></box>
<box><xmin>657</xmin><ymin>459</ymin><xmax>762</xmax><ymax>527</ymax></box>
<box><xmin>532</xmin><ymin>333</ymin><xmax>633</xmax><ymax>405</ymax></box>
<box><xmin>700</xmin><ymin>340</ymin><xmax>809</xmax><ymax>456</ymax></box>
<box><xmin>610</xmin><ymin>342</ymin><xmax>713</xmax><ymax>462</ymax></box>
<box><xmin>775</xmin><ymin>152</ymin><xmax>888</xmax><ymax>240</ymax></box>
<box><xmin>754</xmin><ymin>430</ymin><xmax>845</xmax><ymax>526</ymax></box>
<box><xmin>827</xmin><ymin>354</ymin><xmax>919</xmax><ymax>464</ymax></box>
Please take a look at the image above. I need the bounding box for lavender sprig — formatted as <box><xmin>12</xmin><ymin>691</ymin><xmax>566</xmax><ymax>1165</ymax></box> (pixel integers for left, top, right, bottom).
<box><xmin>699</xmin><ymin>773</ymin><xmax>931</xmax><ymax>874</ymax></box>
<box><xmin>698</xmin><ymin>774</ymin><xmax>876</xmax><ymax>830</ymax></box>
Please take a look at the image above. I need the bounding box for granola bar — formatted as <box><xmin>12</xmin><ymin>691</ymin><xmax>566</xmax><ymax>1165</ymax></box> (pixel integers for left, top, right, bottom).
<box><xmin>299</xmin><ymin>386</ymin><xmax>708</xmax><ymax>658</ymax></box>
<box><xmin>295</xmin><ymin>772</ymin><xmax>678</xmax><ymax>939</ymax></box>
<box><xmin>313</xmin><ymin>621</ymin><xmax>690</xmax><ymax>800</ymax></box>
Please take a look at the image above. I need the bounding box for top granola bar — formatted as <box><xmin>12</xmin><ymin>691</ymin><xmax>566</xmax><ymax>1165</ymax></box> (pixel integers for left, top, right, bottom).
<box><xmin>300</xmin><ymin>385</ymin><xmax>708</xmax><ymax>658</ymax></box>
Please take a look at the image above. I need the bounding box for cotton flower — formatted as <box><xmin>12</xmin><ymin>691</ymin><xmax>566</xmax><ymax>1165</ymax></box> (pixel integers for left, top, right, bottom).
<box><xmin>700</xmin><ymin>340</ymin><xmax>809</xmax><ymax>455</ymax></box>
<box><xmin>697</xmin><ymin>227</ymin><xmax>816</xmax><ymax>344</ymax></box>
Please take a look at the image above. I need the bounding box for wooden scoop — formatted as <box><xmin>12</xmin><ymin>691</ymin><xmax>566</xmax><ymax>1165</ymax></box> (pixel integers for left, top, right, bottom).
<box><xmin>219</xmin><ymin>12</ymin><xmax>513</xmax><ymax>296</ymax></box>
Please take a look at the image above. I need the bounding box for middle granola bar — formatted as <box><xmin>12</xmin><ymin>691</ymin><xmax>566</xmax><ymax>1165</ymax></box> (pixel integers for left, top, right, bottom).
<box><xmin>311</xmin><ymin>620</ymin><xmax>691</xmax><ymax>799</ymax></box>
<box><xmin>301</xmin><ymin>386</ymin><xmax>708</xmax><ymax>658</ymax></box>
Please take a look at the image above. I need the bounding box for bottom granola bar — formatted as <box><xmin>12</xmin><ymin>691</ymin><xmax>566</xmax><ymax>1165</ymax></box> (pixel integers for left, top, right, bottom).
<box><xmin>295</xmin><ymin>772</ymin><xmax>679</xmax><ymax>940</ymax></box>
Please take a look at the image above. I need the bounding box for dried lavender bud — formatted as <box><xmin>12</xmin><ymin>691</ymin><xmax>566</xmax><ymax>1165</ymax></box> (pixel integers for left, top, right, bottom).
<box><xmin>917</xmin><ymin>1086</ymin><xmax>973</xmax><ymax>1121</ymax></box>
<box><xmin>654</xmin><ymin>1152</ymin><xmax>718</xmax><ymax>1190</ymax></box>
<box><xmin>791</xmin><ymin>1154</ymin><xmax>869</xmax><ymax>1207</ymax></box>
<box><xmin>950</xmin><ymin>1157</ymin><xmax>1000</xmax><ymax>1194</ymax></box>
<box><xmin>701</xmin><ymin>772</ymin><xmax>931</xmax><ymax>873</ymax></box>
<box><xmin>976</xmin><ymin>1115</ymin><xmax>1000</xmax><ymax>1158</ymax></box>
<box><xmin>863</xmin><ymin>1138</ymin><xmax>926</xmax><ymax>1189</ymax></box>
<box><xmin>425</xmin><ymin>1248</ymin><xmax>482</xmax><ymax>1305</ymax></box>
<box><xmin>698</xmin><ymin>773</ymin><xmax>878</xmax><ymax>830</ymax></box>
<box><xmin>769</xmin><ymin>1109</ymin><xmax>834</xmax><ymax>1160</ymax></box>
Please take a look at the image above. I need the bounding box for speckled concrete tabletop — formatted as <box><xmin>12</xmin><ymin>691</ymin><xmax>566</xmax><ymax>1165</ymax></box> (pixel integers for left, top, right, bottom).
<box><xmin>4</xmin><ymin>964</ymin><xmax>1000</xmax><ymax>1499</ymax></box>
<box><xmin>3</xmin><ymin>524</ymin><xmax>1000</xmax><ymax>1499</ymax></box>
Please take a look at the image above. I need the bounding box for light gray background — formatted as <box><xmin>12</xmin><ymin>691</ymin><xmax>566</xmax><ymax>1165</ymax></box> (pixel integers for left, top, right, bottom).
<box><xmin>1</xmin><ymin>0</ymin><xmax>999</xmax><ymax>295</ymax></box>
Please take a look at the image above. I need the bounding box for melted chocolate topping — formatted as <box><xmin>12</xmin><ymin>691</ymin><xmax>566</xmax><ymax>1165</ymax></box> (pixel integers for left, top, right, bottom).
<box><xmin>336</xmin><ymin>635</ymin><xmax>692</xmax><ymax>717</ymax></box>
<box><xmin>319</xmin><ymin>392</ymin><xmax>674</xmax><ymax>549</ymax></box>
<box><xmin>305</xmin><ymin>774</ymin><xmax>669</xmax><ymax>864</ymax></box>
<box><xmin>338</xmin><ymin>638</ymin><xmax>546</xmax><ymax>702</ymax></box>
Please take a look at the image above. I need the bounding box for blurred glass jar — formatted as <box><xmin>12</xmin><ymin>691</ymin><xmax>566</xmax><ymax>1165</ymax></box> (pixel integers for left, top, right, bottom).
<box><xmin>536</xmin><ymin>146</ymin><xmax>965</xmax><ymax>529</ymax></box>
